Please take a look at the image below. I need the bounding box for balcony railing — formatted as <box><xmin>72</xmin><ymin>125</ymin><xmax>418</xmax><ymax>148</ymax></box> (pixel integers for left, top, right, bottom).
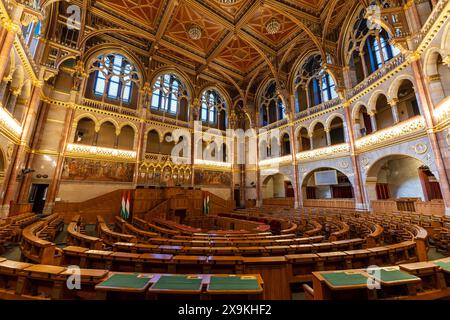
<box><xmin>355</xmin><ymin>116</ymin><xmax>426</xmax><ymax>151</ymax></box>
<box><xmin>66</xmin><ymin>143</ymin><xmax>136</xmax><ymax>160</ymax></box>
<box><xmin>81</xmin><ymin>98</ymin><xmax>138</xmax><ymax>117</ymax></box>
<box><xmin>346</xmin><ymin>54</ymin><xmax>406</xmax><ymax>99</ymax></box>
<box><xmin>413</xmin><ymin>0</ymin><xmax>449</xmax><ymax>47</ymax></box>
<box><xmin>296</xmin><ymin>143</ymin><xmax>350</xmax><ymax>162</ymax></box>
<box><xmin>144</xmin><ymin>152</ymin><xmax>190</xmax><ymax>165</ymax></box>
<box><xmin>258</xmin><ymin>155</ymin><xmax>292</xmax><ymax>167</ymax></box>
<box><xmin>147</xmin><ymin>113</ymin><xmax>190</xmax><ymax>128</ymax></box>
<box><xmin>295</xmin><ymin>97</ymin><xmax>342</xmax><ymax>120</ymax></box>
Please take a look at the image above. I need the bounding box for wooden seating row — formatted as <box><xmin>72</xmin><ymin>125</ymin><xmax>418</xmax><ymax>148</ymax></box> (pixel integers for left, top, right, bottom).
<box><xmin>111</xmin><ymin>238</ymin><xmax>365</xmax><ymax>256</ymax></box>
<box><xmin>305</xmin><ymin>257</ymin><xmax>450</xmax><ymax>300</ymax></box>
<box><xmin>66</xmin><ymin>215</ymin><xmax>104</xmax><ymax>249</ymax></box>
<box><xmin>20</xmin><ymin>216</ymin><xmax>63</xmax><ymax>265</ymax></box>
<box><xmin>133</xmin><ymin>217</ymin><xmax>180</xmax><ymax>237</ymax></box>
<box><xmin>0</xmin><ymin>258</ymin><xmax>264</xmax><ymax>300</ymax></box>
<box><xmin>96</xmin><ymin>216</ymin><xmax>137</xmax><ymax>246</ymax></box>
<box><xmin>60</xmin><ymin>239</ymin><xmax>420</xmax><ymax>299</ymax></box>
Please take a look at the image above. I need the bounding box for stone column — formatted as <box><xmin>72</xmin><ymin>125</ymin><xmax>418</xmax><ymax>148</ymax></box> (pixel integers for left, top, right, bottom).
<box><xmin>133</xmin><ymin>118</ymin><xmax>146</xmax><ymax>186</ymax></box>
<box><xmin>17</xmin><ymin>101</ymin><xmax>51</xmax><ymax>203</ymax></box>
<box><xmin>5</xmin><ymin>90</ymin><xmax>19</xmax><ymax>114</ymax></box>
<box><xmin>369</xmin><ymin>112</ymin><xmax>378</xmax><ymax>132</ymax></box>
<box><xmin>325</xmin><ymin>129</ymin><xmax>331</xmax><ymax>146</ymax></box>
<box><xmin>44</xmin><ymin>90</ymin><xmax>77</xmax><ymax>212</ymax></box>
<box><xmin>389</xmin><ymin>99</ymin><xmax>400</xmax><ymax>124</ymax></box>
<box><xmin>0</xmin><ymin>7</ymin><xmax>23</xmax><ymax>83</ymax></box>
<box><xmin>1</xmin><ymin>83</ymin><xmax>41</xmax><ymax>212</ymax></box>
<box><xmin>344</xmin><ymin>104</ymin><xmax>367</xmax><ymax>210</ymax></box>
<box><xmin>411</xmin><ymin>58</ymin><xmax>450</xmax><ymax>215</ymax></box>
<box><xmin>360</xmin><ymin>52</ymin><xmax>369</xmax><ymax>79</ymax></box>
<box><xmin>309</xmin><ymin>134</ymin><xmax>314</xmax><ymax>150</ymax></box>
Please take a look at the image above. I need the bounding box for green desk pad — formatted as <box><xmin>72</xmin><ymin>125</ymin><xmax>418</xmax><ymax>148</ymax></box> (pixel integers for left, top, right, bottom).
<box><xmin>322</xmin><ymin>272</ymin><xmax>368</xmax><ymax>287</ymax></box>
<box><xmin>97</xmin><ymin>274</ymin><xmax>152</xmax><ymax>290</ymax></box>
<box><xmin>151</xmin><ymin>275</ymin><xmax>202</xmax><ymax>291</ymax></box>
<box><xmin>372</xmin><ymin>269</ymin><xmax>420</xmax><ymax>283</ymax></box>
<box><xmin>434</xmin><ymin>261</ymin><xmax>450</xmax><ymax>271</ymax></box>
<box><xmin>208</xmin><ymin>276</ymin><xmax>261</xmax><ymax>291</ymax></box>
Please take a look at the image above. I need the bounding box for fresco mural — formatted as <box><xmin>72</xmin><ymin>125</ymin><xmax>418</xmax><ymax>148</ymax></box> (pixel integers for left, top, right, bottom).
<box><xmin>62</xmin><ymin>157</ymin><xmax>134</xmax><ymax>182</ymax></box>
<box><xmin>194</xmin><ymin>170</ymin><xmax>232</xmax><ymax>186</ymax></box>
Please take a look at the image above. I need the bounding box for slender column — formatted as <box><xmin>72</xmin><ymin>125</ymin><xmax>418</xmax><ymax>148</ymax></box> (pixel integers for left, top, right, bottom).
<box><xmin>17</xmin><ymin>102</ymin><xmax>51</xmax><ymax>203</ymax></box>
<box><xmin>0</xmin><ymin>81</ymin><xmax>8</xmax><ymax>102</ymax></box>
<box><xmin>376</xmin><ymin>32</ymin><xmax>386</xmax><ymax>66</ymax></box>
<box><xmin>290</xmin><ymin>125</ymin><xmax>301</xmax><ymax>208</ymax></box>
<box><xmin>1</xmin><ymin>84</ymin><xmax>41</xmax><ymax>211</ymax></box>
<box><xmin>360</xmin><ymin>52</ymin><xmax>369</xmax><ymax>79</ymax></box>
<box><xmin>389</xmin><ymin>99</ymin><xmax>400</xmax><ymax>124</ymax></box>
<box><xmin>343</xmin><ymin>105</ymin><xmax>367</xmax><ymax>210</ymax></box>
<box><xmin>5</xmin><ymin>90</ymin><xmax>19</xmax><ymax>114</ymax></box>
<box><xmin>0</xmin><ymin>7</ymin><xmax>23</xmax><ymax>82</ymax></box>
<box><xmin>133</xmin><ymin>119</ymin><xmax>146</xmax><ymax>186</ymax></box>
<box><xmin>309</xmin><ymin>134</ymin><xmax>314</xmax><ymax>150</ymax></box>
<box><xmin>369</xmin><ymin>112</ymin><xmax>378</xmax><ymax>132</ymax></box>
<box><xmin>411</xmin><ymin>59</ymin><xmax>450</xmax><ymax>215</ymax></box>
<box><xmin>325</xmin><ymin>129</ymin><xmax>331</xmax><ymax>146</ymax></box>
<box><xmin>45</xmin><ymin>106</ymin><xmax>75</xmax><ymax>210</ymax></box>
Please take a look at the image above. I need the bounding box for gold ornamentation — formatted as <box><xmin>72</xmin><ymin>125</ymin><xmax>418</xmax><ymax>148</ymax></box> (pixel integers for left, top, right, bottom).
<box><xmin>413</xmin><ymin>143</ymin><xmax>428</xmax><ymax>155</ymax></box>
<box><xmin>296</xmin><ymin>144</ymin><xmax>350</xmax><ymax>162</ymax></box>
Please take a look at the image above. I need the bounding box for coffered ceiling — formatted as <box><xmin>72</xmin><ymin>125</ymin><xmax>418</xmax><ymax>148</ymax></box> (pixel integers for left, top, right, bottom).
<box><xmin>56</xmin><ymin>0</ymin><xmax>369</xmax><ymax>92</ymax></box>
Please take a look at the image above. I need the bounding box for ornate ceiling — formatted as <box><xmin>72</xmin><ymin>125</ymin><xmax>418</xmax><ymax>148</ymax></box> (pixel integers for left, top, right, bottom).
<box><xmin>49</xmin><ymin>0</ymin><xmax>374</xmax><ymax>95</ymax></box>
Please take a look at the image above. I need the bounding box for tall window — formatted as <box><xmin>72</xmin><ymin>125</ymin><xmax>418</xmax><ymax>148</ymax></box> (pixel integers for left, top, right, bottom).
<box><xmin>260</xmin><ymin>80</ymin><xmax>286</xmax><ymax>126</ymax></box>
<box><xmin>322</xmin><ymin>73</ymin><xmax>338</xmax><ymax>102</ymax></box>
<box><xmin>151</xmin><ymin>74</ymin><xmax>187</xmax><ymax>114</ymax></box>
<box><xmin>200</xmin><ymin>89</ymin><xmax>227</xmax><ymax>128</ymax></box>
<box><xmin>91</xmin><ymin>53</ymin><xmax>138</xmax><ymax>104</ymax></box>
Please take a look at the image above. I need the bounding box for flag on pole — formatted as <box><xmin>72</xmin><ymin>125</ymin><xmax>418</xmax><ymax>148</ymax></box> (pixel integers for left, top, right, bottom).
<box><xmin>125</xmin><ymin>190</ymin><xmax>131</xmax><ymax>220</ymax></box>
<box><xmin>203</xmin><ymin>192</ymin><xmax>210</xmax><ymax>216</ymax></box>
<box><xmin>120</xmin><ymin>191</ymin><xmax>131</xmax><ymax>220</ymax></box>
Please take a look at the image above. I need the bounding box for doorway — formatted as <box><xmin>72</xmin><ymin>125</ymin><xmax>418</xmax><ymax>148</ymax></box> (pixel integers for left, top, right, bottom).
<box><xmin>234</xmin><ymin>189</ymin><xmax>240</xmax><ymax>208</ymax></box>
<box><xmin>29</xmin><ymin>184</ymin><xmax>49</xmax><ymax>214</ymax></box>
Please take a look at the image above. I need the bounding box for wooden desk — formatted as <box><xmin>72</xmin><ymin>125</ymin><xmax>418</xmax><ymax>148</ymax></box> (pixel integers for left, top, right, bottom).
<box><xmin>206</xmin><ymin>275</ymin><xmax>264</xmax><ymax>300</ymax></box>
<box><xmin>95</xmin><ymin>272</ymin><xmax>154</xmax><ymax>299</ymax></box>
<box><xmin>147</xmin><ymin>274</ymin><xmax>205</xmax><ymax>300</ymax></box>
<box><xmin>400</xmin><ymin>262</ymin><xmax>446</xmax><ymax>290</ymax></box>
<box><xmin>312</xmin><ymin>270</ymin><xmax>371</xmax><ymax>300</ymax></box>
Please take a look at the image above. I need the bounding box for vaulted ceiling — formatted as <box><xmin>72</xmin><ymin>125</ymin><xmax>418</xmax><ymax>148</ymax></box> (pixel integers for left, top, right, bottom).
<box><xmin>55</xmin><ymin>0</ymin><xmax>369</xmax><ymax>94</ymax></box>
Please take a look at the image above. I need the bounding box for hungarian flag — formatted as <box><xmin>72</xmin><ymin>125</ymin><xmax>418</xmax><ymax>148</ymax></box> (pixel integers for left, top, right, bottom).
<box><xmin>203</xmin><ymin>192</ymin><xmax>210</xmax><ymax>216</ymax></box>
<box><xmin>120</xmin><ymin>191</ymin><xmax>132</xmax><ymax>220</ymax></box>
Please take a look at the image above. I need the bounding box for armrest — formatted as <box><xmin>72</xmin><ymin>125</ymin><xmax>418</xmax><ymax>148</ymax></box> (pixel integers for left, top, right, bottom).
<box><xmin>302</xmin><ymin>284</ymin><xmax>315</xmax><ymax>300</ymax></box>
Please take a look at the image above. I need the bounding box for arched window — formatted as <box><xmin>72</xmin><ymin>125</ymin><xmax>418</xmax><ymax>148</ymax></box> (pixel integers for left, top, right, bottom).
<box><xmin>259</xmin><ymin>80</ymin><xmax>286</xmax><ymax>126</ymax></box>
<box><xmin>295</xmin><ymin>54</ymin><xmax>338</xmax><ymax>111</ymax></box>
<box><xmin>346</xmin><ymin>10</ymin><xmax>401</xmax><ymax>86</ymax></box>
<box><xmin>90</xmin><ymin>53</ymin><xmax>139</xmax><ymax>105</ymax></box>
<box><xmin>200</xmin><ymin>89</ymin><xmax>227</xmax><ymax>129</ymax></box>
<box><xmin>151</xmin><ymin>74</ymin><xmax>188</xmax><ymax>116</ymax></box>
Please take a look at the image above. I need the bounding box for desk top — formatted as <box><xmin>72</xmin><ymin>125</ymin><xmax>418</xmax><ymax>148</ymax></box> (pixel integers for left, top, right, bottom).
<box><xmin>23</xmin><ymin>264</ymin><xmax>66</xmax><ymax>275</ymax></box>
<box><xmin>207</xmin><ymin>275</ymin><xmax>263</xmax><ymax>294</ymax></box>
<box><xmin>96</xmin><ymin>273</ymin><xmax>153</xmax><ymax>293</ymax></box>
<box><xmin>316</xmin><ymin>270</ymin><xmax>369</xmax><ymax>290</ymax></box>
<box><xmin>433</xmin><ymin>261</ymin><xmax>450</xmax><ymax>273</ymax></box>
<box><xmin>370</xmin><ymin>267</ymin><xmax>421</xmax><ymax>285</ymax></box>
<box><xmin>62</xmin><ymin>268</ymin><xmax>109</xmax><ymax>279</ymax></box>
<box><xmin>0</xmin><ymin>260</ymin><xmax>32</xmax><ymax>270</ymax></box>
<box><xmin>400</xmin><ymin>262</ymin><xmax>441</xmax><ymax>273</ymax></box>
<box><xmin>64</xmin><ymin>246</ymin><xmax>89</xmax><ymax>254</ymax></box>
<box><xmin>149</xmin><ymin>275</ymin><xmax>204</xmax><ymax>293</ymax></box>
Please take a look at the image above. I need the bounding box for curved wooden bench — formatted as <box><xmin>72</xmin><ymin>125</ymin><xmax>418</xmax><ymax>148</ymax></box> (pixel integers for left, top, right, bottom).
<box><xmin>20</xmin><ymin>219</ymin><xmax>62</xmax><ymax>265</ymax></box>
<box><xmin>67</xmin><ymin>215</ymin><xmax>103</xmax><ymax>250</ymax></box>
<box><xmin>96</xmin><ymin>216</ymin><xmax>137</xmax><ymax>246</ymax></box>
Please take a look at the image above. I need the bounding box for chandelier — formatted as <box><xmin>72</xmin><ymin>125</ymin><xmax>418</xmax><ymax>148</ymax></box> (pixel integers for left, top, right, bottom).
<box><xmin>187</xmin><ymin>24</ymin><xmax>202</xmax><ymax>40</ymax></box>
<box><xmin>266</xmin><ymin>18</ymin><xmax>281</xmax><ymax>35</ymax></box>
